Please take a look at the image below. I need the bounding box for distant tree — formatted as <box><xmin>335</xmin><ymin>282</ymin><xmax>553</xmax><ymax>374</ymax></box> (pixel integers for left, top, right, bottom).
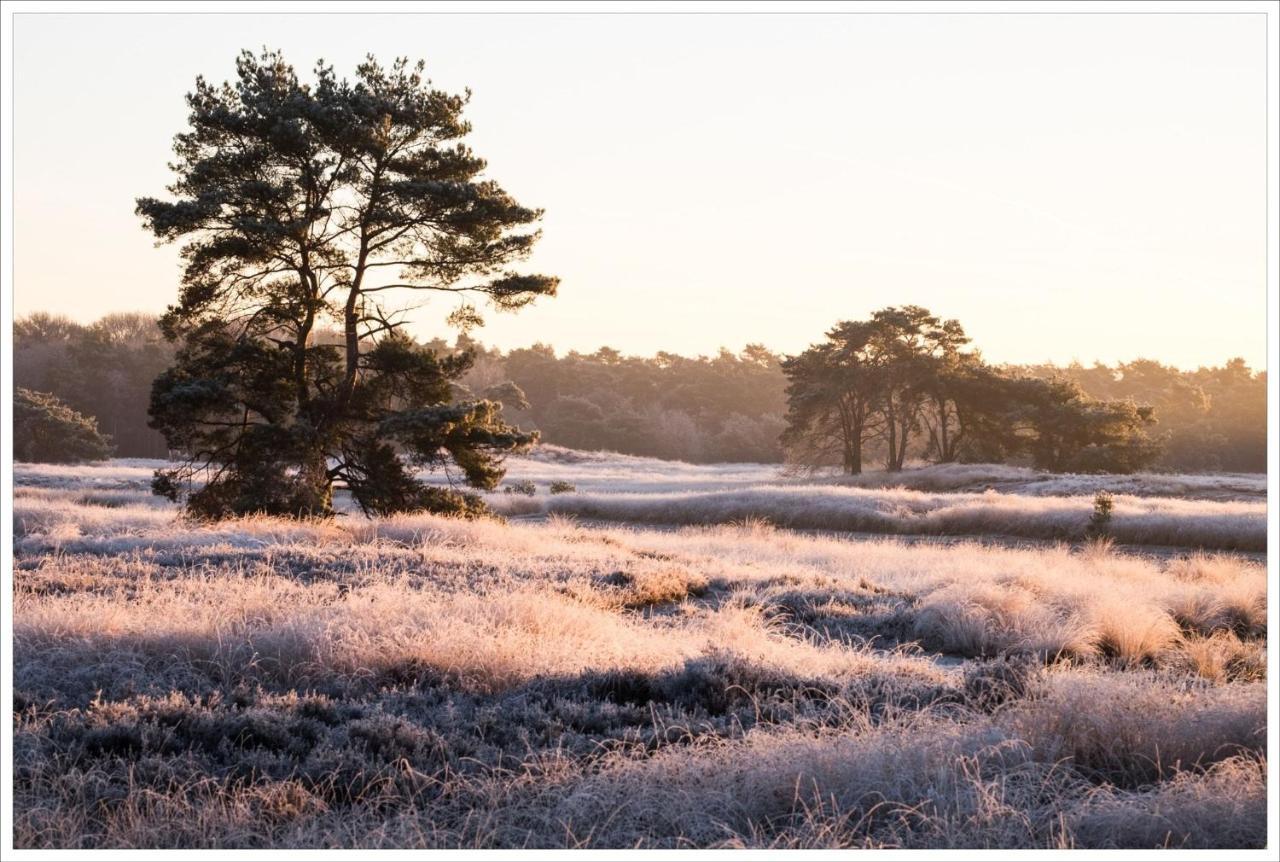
<box><xmin>14</xmin><ymin>388</ymin><xmax>113</xmax><ymax>463</ymax></box>
<box><xmin>481</xmin><ymin>381</ymin><xmax>531</xmax><ymax>411</ymax></box>
<box><xmin>136</xmin><ymin>51</ymin><xmax>556</xmax><ymax>518</ymax></box>
<box><xmin>783</xmin><ymin>307</ymin><xmax>970</xmax><ymax>473</ymax></box>
<box><xmin>1019</xmin><ymin>357</ymin><xmax>1262</xmax><ymax>473</ymax></box>
<box><xmin>867</xmin><ymin>306</ymin><xmax>958</xmax><ymax>472</ymax></box>
<box><xmin>1008</xmin><ymin>376</ymin><xmax>1162</xmax><ymax>473</ymax></box>
<box><xmin>502</xmin><ymin>343</ymin><xmax>562</xmax><ymax>410</ymax></box>
<box><xmin>916</xmin><ymin>320</ymin><xmax>977</xmax><ymax>463</ymax></box>
<box><xmin>15</xmin><ymin>305</ymin><xmax>1261</xmax><ymax>472</ymax></box>
<box><xmin>13</xmin><ymin>315</ymin><xmax>82</xmax><ymax>400</ymax></box>
<box><xmin>534</xmin><ymin>395</ymin><xmax>611</xmax><ymax>451</ymax></box>
<box><xmin>784</xmin><ymin>309</ymin><xmax>1165</xmax><ymax>475</ymax></box>
<box><xmin>947</xmin><ymin>365</ymin><xmax>1028</xmax><ymax>462</ymax></box>
<box><xmin>13</xmin><ymin>313</ymin><xmax>172</xmax><ymax>458</ymax></box>
<box><xmin>13</xmin><ymin>312</ymin><xmax>81</xmax><ymax>343</ymax></box>
<box><xmin>646</xmin><ymin>407</ymin><xmax>705</xmax><ymax>462</ymax></box>
<box><xmin>714</xmin><ymin>412</ymin><xmax>786</xmax><ymax>462</ymax></box>
<box><xmin>865</xmin><ymin>309</ymin><xmax>926</xmax><ymax>471</ymax></box>
<box><xmin>1101</xmin><ymin>360</ymin><xmax>1213</xmax><ymax>469</ymax></box>
<box><xmin>1191</xmin><ymin>359</ymin><xmax>1266</xmax><ymax>472</ymax></box>
<box><xmin>52</xmin><ymin>314</ymin><xmax>173</xmax><ymax>457</ymax></box>
<box><xmin>781</xmin><ymin>322</ymin><xmax>883</xmax><ymax>474</ymax></box>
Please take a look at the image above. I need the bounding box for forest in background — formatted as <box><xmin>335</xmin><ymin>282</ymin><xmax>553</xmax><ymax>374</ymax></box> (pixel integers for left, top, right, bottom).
<box><xmin>12</xmin><ymin>311</ymin><xmax>1267</xmax><ymax>472</ymax></box>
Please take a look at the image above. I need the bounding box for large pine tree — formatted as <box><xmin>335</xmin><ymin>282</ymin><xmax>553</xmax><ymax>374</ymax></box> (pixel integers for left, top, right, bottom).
<box><xmin>138</xmin><ymin>51</ymin><xmax>557</xmax><ymax>518</ymax></box>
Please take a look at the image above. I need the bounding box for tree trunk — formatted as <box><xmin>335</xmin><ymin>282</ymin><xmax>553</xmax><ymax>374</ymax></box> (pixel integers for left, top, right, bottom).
<box><xmin>342</xmin><ymin>287</ymin><xmax>361</xmax><ymax>401</ymax></box>
<box><xmin>885</xmin><ymin>408</ymin><xmax>900</xmax><ymax>472</ymax></box>
<box><xmin>298</xmin><ymin>448</ymin><xmax>333</xmax><ymax>515</ymax></box>
<box><xmin>935</xmin><ymin>397</ymin><xmax>951</xmax><ymax>462</ymax></box>
<box><xmin>341</xmin><ymin>237</ymin><xmax>372</xmax><ymax>407</ymax></box>
<box><xmin>839</xmin><ymin>398</ymin><xmax>864</xmax><ymax>475</ymax></box>
<box><xmin>848</xmin><ymin>436</ymin><xmax>862</xmax><ymax>474</ymax></box>
<box><xmin>895</xmin><ymin>417</ymin><xmax>911</xmax><ymax>471</ymax></box>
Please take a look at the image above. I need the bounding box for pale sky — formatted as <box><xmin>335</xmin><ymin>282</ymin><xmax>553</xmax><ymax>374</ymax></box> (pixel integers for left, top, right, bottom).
<box><xmin>12</xmin><ymin>11</ymin><xmax>1268</xmax><ymax>369</ymax></box>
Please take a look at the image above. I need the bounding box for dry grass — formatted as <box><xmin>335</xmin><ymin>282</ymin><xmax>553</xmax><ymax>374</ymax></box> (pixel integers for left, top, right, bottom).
<box><xmin>17</xmin><ymin>456</ymin><xmax>1266</xmax><ymax>552</ymax></box>
<box><xmin>497</xmin><ymin>446</ymin><xmax>1267</xmax><ymax>502</ymax></box>
<box><xmin>492</xmin><ymin>483</ymin><xmax>1265</xmax><ymax>552</ymax></box>
<box><xmin>9</xmin><ymin>460</ymin><xmax>1270</xmax><ymax>849</ymax></box>
<box><xmin>1168</xmin><ymin>632</ymin><xmax>1267</xmax><ymax>684</ymax></box>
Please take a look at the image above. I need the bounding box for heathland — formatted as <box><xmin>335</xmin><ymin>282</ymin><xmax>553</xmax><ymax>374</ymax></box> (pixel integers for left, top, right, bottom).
<box><xmin>11</xmin><ymin>451</ymin><xmax>1267</xmax><ymax>849</ymax></box>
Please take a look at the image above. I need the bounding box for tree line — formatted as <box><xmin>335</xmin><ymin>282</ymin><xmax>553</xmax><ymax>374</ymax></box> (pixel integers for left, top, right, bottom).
<box><xmin>782</xmin><ymin>306</ymin><xmax>1165</xmax><ymax>474</ymax></box>
<box><xmin>11</xmin><ymin>46</ymin><xmax>1265</xmax><ymax>530</ymax></box>
<box><xmin>14</xmin><ymin>312</ymin><xmax>173</xmax><ymax>458</ymax></box>
<box><xmin>13</xmin><ymin>308</ymin><xmax>1266</xmax><ymax>473</ymax></box>
<box><xmin>781</xmin><ymin>305</ymin><xmax>1265</xmax><ymax>474</ymax></box>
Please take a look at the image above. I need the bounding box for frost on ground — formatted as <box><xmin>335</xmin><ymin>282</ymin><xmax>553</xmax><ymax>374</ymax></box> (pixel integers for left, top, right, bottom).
<box><xmin>481</xmin><ymin>450</ymin><xmax>1268</xmax><ymax>552</ymax></box>
<box><xmin>492</xmin><ymin>445</ymin><xmax>1269</xmax><ymax>501</ymax></box>
<box><xmin>10</xmin><ymin>458</ymin><xmax>1268</xmax><ymax>849</ymax></box>
<box><xmin>18</xmin><ymin>453</ymin><xmax>1265</xmax><ymax>553</ymax></box>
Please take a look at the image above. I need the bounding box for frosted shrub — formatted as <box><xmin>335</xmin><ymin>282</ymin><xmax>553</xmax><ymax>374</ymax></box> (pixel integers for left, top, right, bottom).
<box><xmin>1087</xmin><ymin>490</ymin><xmax>1114</xmax><ymax>539</ymax></box>
<box><xmin>503</xmin><ymin>480</ymin><xmax>537</xmax><ymax>497</ymax></box>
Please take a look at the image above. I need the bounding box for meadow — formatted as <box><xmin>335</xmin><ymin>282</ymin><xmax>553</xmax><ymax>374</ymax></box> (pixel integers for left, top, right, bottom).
<box><xmin>10</xmin><ymin>452</ymin><xmax>1269</xmax><ymax>849</ymax></box>
<box><xmin>488</xmin><ymin>448</ymin><xmax>1267</xmax><ymax>553</ymax></box>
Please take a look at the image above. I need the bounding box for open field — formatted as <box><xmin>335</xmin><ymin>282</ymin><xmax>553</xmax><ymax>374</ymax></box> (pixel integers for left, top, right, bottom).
<box><xmin>486</xmin><ymin>451</ymin><xmax>1266</xmax><ymax>552</ymax></box>
<box><xmin>510</xmin><ymin>446</ymin><xmax>1270</xmax><ymax>501</ymax></box>
<box><xmin>16</xmin><ymin>453</ymin><xmax>1267</xmax><ymax>554</ymax></box>
<box><xmin>10</xmin><ymin>455</ymin><xmax>1269</xmax><ymax>849</ymax></box>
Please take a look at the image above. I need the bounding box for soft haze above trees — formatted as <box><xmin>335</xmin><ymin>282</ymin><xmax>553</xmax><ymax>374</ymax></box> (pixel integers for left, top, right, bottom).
<box><xmin>12</xmin><ymin>311</ymin><xmax>1266</xmax><ymax>474</ymax></box>
<box><xmin>134</xmin><ymin>50</ymin><xmax>556</xmax><ymax>519</ymax></box>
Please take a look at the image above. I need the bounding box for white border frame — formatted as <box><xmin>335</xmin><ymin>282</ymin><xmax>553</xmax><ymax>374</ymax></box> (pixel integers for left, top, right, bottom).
<box><xmin>2</xmin><ymin>2</ymin><xmax>1276</xmax><ymax>860</ymax></box>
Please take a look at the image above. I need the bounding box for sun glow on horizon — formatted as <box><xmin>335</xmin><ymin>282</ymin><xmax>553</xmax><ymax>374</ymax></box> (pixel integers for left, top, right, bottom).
<box><xmin>11</xmin><ymin>12</ymin><xmax>1268</xmax><ymax>370</ymax></box>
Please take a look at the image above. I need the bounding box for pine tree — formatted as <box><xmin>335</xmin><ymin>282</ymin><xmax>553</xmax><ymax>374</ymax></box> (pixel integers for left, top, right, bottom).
<box><xmin>14</xmin><ymin>389</ymin><xmax>113</xmax><ymax>464</ymax></box>
<box><xmin>138</xmin><ymin>51</ymin><xmax>557</xmax><ymax>518</ymax></box>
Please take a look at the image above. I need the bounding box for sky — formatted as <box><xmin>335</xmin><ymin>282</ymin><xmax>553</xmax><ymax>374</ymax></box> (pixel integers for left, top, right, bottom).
<box><xmin>11</xmin><ymin>11</ymin><xmax>1268</xmax><ymax>369</ymax></box>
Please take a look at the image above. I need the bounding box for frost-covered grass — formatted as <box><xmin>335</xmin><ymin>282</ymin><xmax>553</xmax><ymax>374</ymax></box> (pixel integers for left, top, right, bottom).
<box><xmin>10</xmin><ymin>462</ymin><xmax>1269</xmax><ymax>850</ymax></box>
<box><xmin>13</xmin><ymin>458</ymin><xmax>163</xmax><ymax>490</ymax></box>
<box><xmin>20</xmin><ymin>453</ymin><xmax>1264</xmax><ymax>552</ymax></box>
<box><xmin>825</xmin><ymin>460</ymin><xmax>1268</xmax><ymax>501</ymax></box>
<box><xmin>489</xmin><ymin>450</ymin><xmax>1267</xmax><ymax>551</ymax></box>
<box><xmin>494</xmin><ymin>484</ymin><xmax>1265</xmax><ymax>552</ymax></box>
<box><xmin>24</xmin><ymin>448</ymin><xmax>1261</xmax><ymax>500</ymax></box>
<box><xmin>505</xmin><ymin>446</ymin><xmax>1267</xmax><ymax>501</ymax></box>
